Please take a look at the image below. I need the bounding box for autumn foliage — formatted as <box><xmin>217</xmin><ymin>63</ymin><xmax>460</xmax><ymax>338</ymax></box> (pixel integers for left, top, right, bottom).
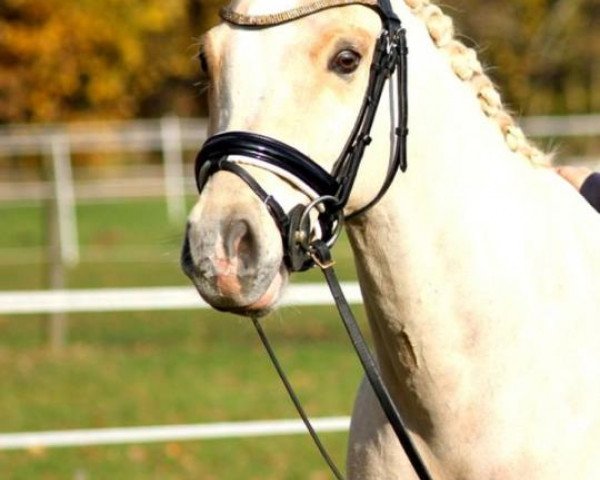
<box><xmin>452</xmin><ymin>0</ymin><xmax>600</xmax><ymax>115</ymax></box>
<box><xmin>0</xmin><ymin>0</ymin><xmax>598</xmax><ymax>124</ymax></box>
<box><xmin>0</xmin><ymin>0</ymin><xmax>197</xmax><ymax>122</ymax></box>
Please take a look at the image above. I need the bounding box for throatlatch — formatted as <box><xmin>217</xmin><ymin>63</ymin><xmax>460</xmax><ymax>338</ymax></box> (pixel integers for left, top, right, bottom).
<box><xmin>194</xmin><ymin>1</ymin><xmax>434</xmax><ymax>479</ymax></box>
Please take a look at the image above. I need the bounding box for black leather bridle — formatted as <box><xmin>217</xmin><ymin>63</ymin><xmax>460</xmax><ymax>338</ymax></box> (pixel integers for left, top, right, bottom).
<box><xmin>196</xmin><ymin>0</ymin><xmax>408</xmax><ymax>272</ymax></box>
<box><xmin>193</xmin><ymin>1</ymin><xmax>433</xmax><ymax>479</ymax></box>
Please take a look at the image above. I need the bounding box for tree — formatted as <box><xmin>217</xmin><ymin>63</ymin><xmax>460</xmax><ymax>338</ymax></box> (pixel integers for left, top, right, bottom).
<box><xmin>0</xmin><ymin>0</ymin><xmax>197</xmax><ymax>122</ymax></box>
<box><xmin>448</xmin><ymin>0</ymin><xmax>600</xmax><ymax>114</ymax></box>
<box><xmin>188</xmin><ymin>0</ymin><xmax>222</xmax><ymax>33</ymax></box>
<box><xmin>1</xmin><ymin>0</ymin><xmax>597</xmax><ymax>122</ymax></box>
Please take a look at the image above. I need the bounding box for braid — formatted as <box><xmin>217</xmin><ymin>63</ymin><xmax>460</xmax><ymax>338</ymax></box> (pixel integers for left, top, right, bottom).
<box><xmin>404</xmin><ymin>0</ymin><xmax>548</xmax><ymax>165</ymax></box>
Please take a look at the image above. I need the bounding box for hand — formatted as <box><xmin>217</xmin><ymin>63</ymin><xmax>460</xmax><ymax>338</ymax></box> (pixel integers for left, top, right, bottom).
<box><xmin>554</xmin><ymin>165</ymin><xmax>593</xmax><ymax>191</ymax></box>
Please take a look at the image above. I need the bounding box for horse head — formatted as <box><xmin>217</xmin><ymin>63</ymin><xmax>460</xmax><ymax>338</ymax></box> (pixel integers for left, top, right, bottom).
<box><xmin>182</xmin><ymin>0</ymin><xmax>406</xmax><ymax>316</ymax></box>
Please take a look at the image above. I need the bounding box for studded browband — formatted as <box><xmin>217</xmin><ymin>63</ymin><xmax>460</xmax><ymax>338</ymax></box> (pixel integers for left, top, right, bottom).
<box><xmin>220</xmin><ymin>0</ymin><xmax>380</xmax><ymax>27</ymax></box>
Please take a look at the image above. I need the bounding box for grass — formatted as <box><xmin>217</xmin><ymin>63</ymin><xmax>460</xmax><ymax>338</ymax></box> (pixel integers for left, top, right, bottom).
<box><xmin>0</xmin><ymin>308</ymin><xmax>365</xmax><ymax>480</ymax></box>
<box><xmin>0</xmin><ymin>198</ymin><xmax>366</xmax><ymax>479</ymax></box>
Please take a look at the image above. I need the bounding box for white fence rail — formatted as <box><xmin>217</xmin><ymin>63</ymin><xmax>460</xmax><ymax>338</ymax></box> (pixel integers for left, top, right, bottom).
<box><xmin>0</xmin><ymin>114</ymin><xmax>597</xmax><ymax>156</ymax></box>
<box><xmin>0</xmin><ymin>117</ymin><xmax>208</xmax><ymax>156</ymax></box>
<box><xmin>0</xmin><ymin>417</ymin><xmax>351</xmax><ymax>451</ymax></box>
<box><xmin>0</xmin><ymin>283</ymin><xmax>362</xmax><ymax>315</ymax></box>
<box><xmin>1</xmin><ymin>115</ymin><xmax>598</xmax><ymax>206</ymax></box>
<box><xmin>0</xmin><ymin>118</ymin><xmax>204</xmax><ymax>271</ymax></box>
<box><xmin>521</xmin><ymin>114</ymin><xmax>600</xmax><ymax>137</ymax></box>
<box><xmin>0</xmin><ymin>118</ymin><xmax>208</xmax><ymax>235</ymax></box>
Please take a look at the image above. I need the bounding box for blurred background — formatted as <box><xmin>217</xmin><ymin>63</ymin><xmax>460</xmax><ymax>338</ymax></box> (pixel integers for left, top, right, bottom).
<box><xmin>0</xmin><ymin>1</ymin><xmax>599</xmax><ymax>479</ymax></box>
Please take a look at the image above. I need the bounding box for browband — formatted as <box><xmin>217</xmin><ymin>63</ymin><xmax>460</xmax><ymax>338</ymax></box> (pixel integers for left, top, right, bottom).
<box><xmin>221</xmin><ymin>0</ymin><xmax>379</xmax><ymax>27</ymax></box>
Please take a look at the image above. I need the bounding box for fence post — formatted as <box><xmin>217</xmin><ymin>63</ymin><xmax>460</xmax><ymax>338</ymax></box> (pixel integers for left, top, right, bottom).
<box><xmin>50</xmin><ymin>134</ymin><xmax>79</xmax><ymax>266</ymax></box>
<box><xmin>161</xmin><ymin>116</ymin><xmax>186</xmax><ymax>223</ymax></box>
<box><xmin>45</xmin><ymin>133</ymin><xmax>78</xmax><ymax>351</ymax></box>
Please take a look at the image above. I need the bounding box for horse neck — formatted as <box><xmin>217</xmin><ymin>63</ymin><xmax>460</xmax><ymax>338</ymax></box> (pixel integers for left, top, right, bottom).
<box><xmin>344</xmin><ymin>29</ymin><xmax>545</xmax><ymax>423</ymax></box>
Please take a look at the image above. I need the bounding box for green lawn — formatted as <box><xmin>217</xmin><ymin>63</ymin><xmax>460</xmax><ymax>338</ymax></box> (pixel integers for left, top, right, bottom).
<box><xmin>0</xmin><ymin>198</ymin><xmax>366</xmax><ymax>479</ymax></box>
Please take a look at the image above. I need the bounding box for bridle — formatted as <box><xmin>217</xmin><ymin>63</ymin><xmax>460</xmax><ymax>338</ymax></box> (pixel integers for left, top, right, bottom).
<box><xmin>194</xmin><ymin>1</ymin><xmax>433</xmax><ymax>479</ymax></box>
<box><xmin>196</xmin><ymin>0</ymin><xmax>408</xmax><ymax>272</ymax></box>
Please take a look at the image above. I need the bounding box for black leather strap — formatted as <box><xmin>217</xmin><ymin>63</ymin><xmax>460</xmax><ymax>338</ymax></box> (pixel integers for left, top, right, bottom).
<box><xmin>333</xmin><ymin>26</ymin><xmax>407</xmax><ymax>217</ymax></box>
<box><xmin>251</xmin><ymin>240</ymin><xmax>433</xmax><ymax>480</ymax></box>
<box><xmin>216</xmin><ymin>161</ymin><xmax>292</xmax><ymax>240</ymax></box>
<box><xmin>345</xmin><ymin>28</ymin><xmax>408</xmax><ymax>220</ymax></box>
<box><xmin>377</xmin><ymin>0</ymin><xmax>401</xmax><ymax>28</ymax></box>
<box><xmin>311</xmin><ymin>241</ymin><xmax>433</xmax><ymax>480</ymax></box>
<box><xmin>195</xmin><ymin>131</ymin><xmax>339</xmax><ymax>198</ymax></box>
<box><xmin>252</xmin><ymin>316</ymin><xmax>345</xmax><ymax>480</ymax></box>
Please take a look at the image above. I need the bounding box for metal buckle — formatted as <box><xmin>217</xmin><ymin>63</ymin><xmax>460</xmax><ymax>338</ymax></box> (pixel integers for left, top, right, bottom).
<box><xmin>297</xmin><ymin>195</ymin><xmax>344</xmax><ymax>249</ymax></box>
<box><xmin>309</xmin><ymin>249</ymin><xmax>336</xmax><ymax>270</ymax></box>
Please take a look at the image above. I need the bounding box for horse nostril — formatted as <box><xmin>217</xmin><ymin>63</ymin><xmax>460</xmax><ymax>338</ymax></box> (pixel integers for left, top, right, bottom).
<box><xmin>225</xmin><ymin>219</ymin><xmax>258</xmax><ymax>273</ymax></box>
<box><xmin>181</xmin><ymin>223</ymin><xmax>196</xmax><ymax>278</ymax></box>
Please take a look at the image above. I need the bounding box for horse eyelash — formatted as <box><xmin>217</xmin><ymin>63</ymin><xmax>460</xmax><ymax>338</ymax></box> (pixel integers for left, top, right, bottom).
<box><xmin>195</xmin><ymin>79</ymin><xmax>211</xmax><ymax>95</ymax></box>
<box><xmin>197</xmin><ymin>43</ymin><xmax>210</xmax><ymax>72</ymax></box>
<box><xmin>195</xmin><ymin>43</ymin><xmax>211</xmax><ymax>94</ymax></box>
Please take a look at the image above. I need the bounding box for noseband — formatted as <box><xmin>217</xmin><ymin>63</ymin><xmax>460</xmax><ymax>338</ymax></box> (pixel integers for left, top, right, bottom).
<box><xmin>193</xmin><ymin>2</ymin><xmax>433</xmax><ymax>479</ymax></box>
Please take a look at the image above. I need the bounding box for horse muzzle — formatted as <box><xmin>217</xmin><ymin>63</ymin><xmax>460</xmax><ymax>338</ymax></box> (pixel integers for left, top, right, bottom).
<box><xmin>181</xmin><ymin>180</ymin><xmax>287</xmax><ymax>316</ymax></box>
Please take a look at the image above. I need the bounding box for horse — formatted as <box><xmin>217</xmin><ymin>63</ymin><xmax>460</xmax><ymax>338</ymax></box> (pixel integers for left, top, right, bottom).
<box><xmin>182</xmin><ymin>0</ymin><xmax>600</xmax><ymax>478</ymax></box>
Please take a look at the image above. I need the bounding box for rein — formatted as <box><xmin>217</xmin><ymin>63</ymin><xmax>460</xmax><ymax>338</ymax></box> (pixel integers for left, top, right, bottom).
<box><xmin>194</xmin><ymin>1</ymin><xmax>432</xmax><ymax>479</ymax></box>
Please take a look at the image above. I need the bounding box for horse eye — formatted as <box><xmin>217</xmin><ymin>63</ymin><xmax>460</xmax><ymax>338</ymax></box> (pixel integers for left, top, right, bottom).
<box><xmin>198</xmin><ymin>50</ymin><xmax>209</xmax><ymax>75</ymax></box>
<box><xmin>329</xmin><ymin>49</ymin><xmax>362</xmax><ymax>75</ymax></box>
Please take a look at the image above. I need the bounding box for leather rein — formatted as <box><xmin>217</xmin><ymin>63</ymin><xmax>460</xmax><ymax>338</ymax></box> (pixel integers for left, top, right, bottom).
<box><xmin>194</xmin><ymin>1</ymin><xmax>433</xmax><ymax>479</ymax></box>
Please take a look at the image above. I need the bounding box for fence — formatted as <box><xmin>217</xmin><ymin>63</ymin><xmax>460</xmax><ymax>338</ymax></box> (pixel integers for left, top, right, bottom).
<box><xmin>0</xmin><ymin>283</ymin><xmax>362</xmax><ymax>315</ymax></box>
<box><xmin>0</xmin><ymin>117</ymin><xmax>207</xmax><ymax>267</ymax></box>
<box><xmin>2</xmin><ymin>114</ymin><xmax>600</xmax><ymax>450</ymax></box>
<box><xmin>1</xmin><ymin>114</ymin><xmax>600</xmax><ymax>267</ymax></box>
<box><xmin>521</xmin><ymin>114</ymin><xmax>600</xmax><ymax>137</ymax></box>
<box><xmin>0</xmin><ymin>118</ymin><xmax>210</xmax><ymax>349</ymax></box>
<box><xmin>0</xmin><ymin>283</ymin><xmax>361</xmax><ymax>450</ymax></box>
<box><xmin>2</xmin><ymin>114</ymin><xmax>600</xmax><ymax>349</ymax></box>
<box><xmin>0</xmin><ymin>418</ymin><xmax>351</xmax><ymax>451</ymax></box>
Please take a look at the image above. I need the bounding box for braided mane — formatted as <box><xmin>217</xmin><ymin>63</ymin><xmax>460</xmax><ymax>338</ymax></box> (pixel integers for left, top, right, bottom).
<box><xmin>405</xmin><ymin>0</ymin><xmax>548</xmax><ymax>165</ymax></box>
<box><xmin>221</xmin><ymin>0</ymin><xmax>548</xmax><ymax>166</ymax></box>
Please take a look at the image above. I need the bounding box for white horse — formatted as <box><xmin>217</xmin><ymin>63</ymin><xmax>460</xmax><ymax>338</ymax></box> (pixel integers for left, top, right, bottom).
<box><xmin>183</xmin><ymin>0</ymin><xmax>600</xmax><ymax>478</ymax></box>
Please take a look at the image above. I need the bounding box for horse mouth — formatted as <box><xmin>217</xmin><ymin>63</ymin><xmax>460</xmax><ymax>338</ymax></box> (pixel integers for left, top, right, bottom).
<box><xmin>182</xmin><ymin>230</ymin><xmax>288</xmax><ymax>317</ymax></box>
<box><xmin>212</xmin><ymin>265</ymin><xmax>287</xmax><ymax>317</ymax></box>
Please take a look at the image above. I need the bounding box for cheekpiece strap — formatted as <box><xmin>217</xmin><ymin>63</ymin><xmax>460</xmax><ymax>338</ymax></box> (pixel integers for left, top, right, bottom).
<box><xmin>220</xmin><ymin>0</ymin><xmax>379</xmax><ymax>27</ymax></box>
<box><xmin>377</xmin><ymin>0</ymin><xmax>401</xmax><ymax>27</ymax></box>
